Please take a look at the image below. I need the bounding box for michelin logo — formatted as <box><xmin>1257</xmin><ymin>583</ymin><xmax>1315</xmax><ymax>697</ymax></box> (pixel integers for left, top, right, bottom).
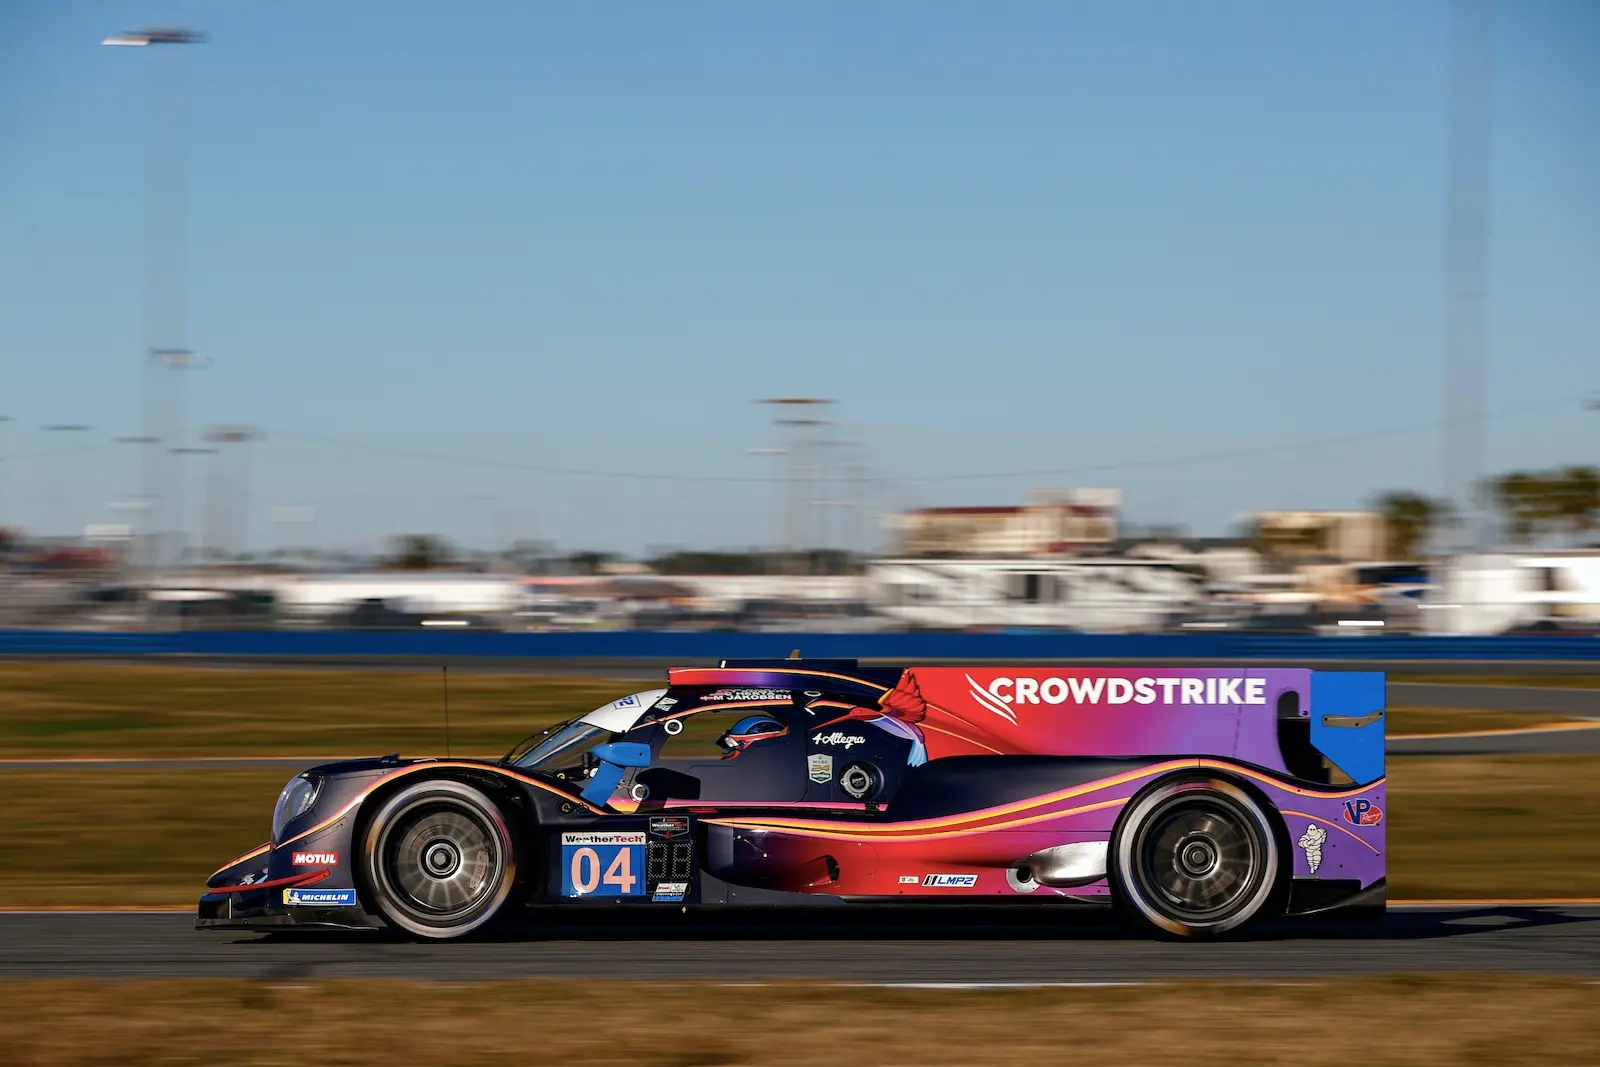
<box><xmin>1297</xmin><ymin>824</ymin><xmax>1328</xmax><ymax>874</ymax></box>
<box><xmin>967</xmin><ymin>673</ymin><xmax>1270</xmax><ymax>721</ymax></box>
<box><xmin>282</xmin><ymin>887</ymin><xmax>358</xmax><ymax>907</ymax></box>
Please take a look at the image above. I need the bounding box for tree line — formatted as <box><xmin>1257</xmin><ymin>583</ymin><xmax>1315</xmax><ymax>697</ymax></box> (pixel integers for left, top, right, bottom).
<box><xmin>1374</xmin><ymin>465</ymin><xmax>1600</xmax><ymax>560</ymax></box>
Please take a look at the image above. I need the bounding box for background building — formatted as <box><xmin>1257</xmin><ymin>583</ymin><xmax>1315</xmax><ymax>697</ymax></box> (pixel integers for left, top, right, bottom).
<box><xmin>1249</xmin><ymin>510</ymin><xmax>1387</xmax><ymax>562</ymax></box>
<box><xmin>889</xmin><ymin>489</ymin><xmax>1120</xmax><ymax>558</ymax></box>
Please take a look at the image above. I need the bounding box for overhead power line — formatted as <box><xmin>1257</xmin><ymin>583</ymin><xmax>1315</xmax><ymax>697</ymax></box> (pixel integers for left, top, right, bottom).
<box><xmin>273</xmin><ymin>395</ymin><xmax>1576</xmax><ymax>486</ymax></box>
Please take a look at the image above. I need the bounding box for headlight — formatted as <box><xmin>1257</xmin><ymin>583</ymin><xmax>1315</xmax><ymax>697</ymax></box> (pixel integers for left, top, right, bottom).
<box><xmin>272</xmin><ymin>774</ymin><xmax>323</xmax><ymax>842</ymax></box>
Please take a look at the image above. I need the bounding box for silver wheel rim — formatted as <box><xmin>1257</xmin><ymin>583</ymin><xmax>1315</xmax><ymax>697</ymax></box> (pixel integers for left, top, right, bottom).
<box><xmin>377</xmin><ymin>798</ymin><xmax>503</xmax><ymax>925</ymax></box>
<box><xmin>1117</xmin><ymin>780</ymin><xmax>1277</xmax><ymax>935</ymax></box>
<box><xmin>1135</xmin><ymin>799</ymin><xmax>1259</xmax><ymax>920</ymax></box>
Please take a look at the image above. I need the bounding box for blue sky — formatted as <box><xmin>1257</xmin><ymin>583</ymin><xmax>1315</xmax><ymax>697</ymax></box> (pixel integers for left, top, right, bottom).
<box><xmin>1</xmin><ymin>1</ymin><xmax>1597</xmax><ymax>555</ymax></box>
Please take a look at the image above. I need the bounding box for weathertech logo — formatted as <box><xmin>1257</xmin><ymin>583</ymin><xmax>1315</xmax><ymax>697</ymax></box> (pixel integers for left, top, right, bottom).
<box><xmin>967</xmin><ymin>674</ymin><xmax>1270</xmax><ymax>720</ymax></box>
<box><xmin>291</xmin><ymin>851</ymin><xmax>339</xmax><ymax>866</ymax></box>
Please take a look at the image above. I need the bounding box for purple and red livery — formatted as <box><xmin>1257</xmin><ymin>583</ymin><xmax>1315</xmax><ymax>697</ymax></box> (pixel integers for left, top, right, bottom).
<box><xmin>199</xmin><ymin>659</ymin><xmax>1386</xmax><ymax>939</ymax></box>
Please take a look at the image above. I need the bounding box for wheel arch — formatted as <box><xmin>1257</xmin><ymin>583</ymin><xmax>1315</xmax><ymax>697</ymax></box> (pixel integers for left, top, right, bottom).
<box><xmin>349</xmin><ymin>768</ymin><xmax>538</xmax><ymax>919</ymax></box>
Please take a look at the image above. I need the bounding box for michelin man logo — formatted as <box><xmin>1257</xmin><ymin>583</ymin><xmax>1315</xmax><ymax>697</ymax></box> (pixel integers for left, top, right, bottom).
<box><xmin>1298</xmin><ymin>823</ymin><xmax>1328</xmax><ymax>874</ymax></box>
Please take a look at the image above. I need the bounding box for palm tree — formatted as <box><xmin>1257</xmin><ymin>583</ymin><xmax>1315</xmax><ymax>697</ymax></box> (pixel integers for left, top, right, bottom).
<box><xmin>1372</xmin><ymin>491</ymin><xmax>1443</xmax><ymax>560</ymax></box>
<box><xmin>1552</xmin><ymin>465</ymin><xmax>1600</xmax><ymax>540</ymax></box>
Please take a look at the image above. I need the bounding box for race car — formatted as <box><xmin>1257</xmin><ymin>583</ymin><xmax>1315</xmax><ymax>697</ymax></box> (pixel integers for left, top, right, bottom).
<box><xmin>199</xmin><ymin>659</ymin><xmax>1386</xmax><ymax>939</ymax></box>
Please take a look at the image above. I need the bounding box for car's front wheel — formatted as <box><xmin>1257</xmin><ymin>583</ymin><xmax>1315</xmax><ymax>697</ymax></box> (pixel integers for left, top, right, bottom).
<box><xmin>1112</xmin><ymin>776</ymin><xmax>1279</xmax><ymax>938</ymax></box>
<box><xmin>361</xmin><ymin>779</ymin><xmax>517</xmax><ymax>939</ymax></box>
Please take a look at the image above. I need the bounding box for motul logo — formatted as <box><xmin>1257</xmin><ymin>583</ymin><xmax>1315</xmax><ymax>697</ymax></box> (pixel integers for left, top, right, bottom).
<box><xmin>291</xmin><ymin>851</ymin><xmax>339</xmax><ymax>866</ymax></box>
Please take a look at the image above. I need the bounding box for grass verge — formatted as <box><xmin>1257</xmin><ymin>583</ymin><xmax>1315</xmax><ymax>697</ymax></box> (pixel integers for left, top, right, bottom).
<box><xmin>1393</xmin><ymin>674</ymin><xmax>1600</xmax><ymax>690</ymax></box>
<box><xmin>0</xmin><ymin>662</ymin><xmax>629</xmax><ymax>758</ymax></box>
<box><xmin>1388</xmin><ymin>755</ymin><xmax>1600</xmax><ymax>900</ymax></box>
<box><xmin>1</xmin><ymin>977</ymin><xmax>1597</xmax><ymax>1066</ymax></box>
<box><xmin>1</xmin><ymin>661</ymin><xmax>1593</xmax><ymax>760</ymax></box>
<box><xmin>1385</xmin><ymin>707</ymin><xmax>1583</xmax><ymax>736</ymax></box>
<box><xmin>1</xmin><ymin>756</ymin><xmax>1595</xmax><ymax>907</ymax></box>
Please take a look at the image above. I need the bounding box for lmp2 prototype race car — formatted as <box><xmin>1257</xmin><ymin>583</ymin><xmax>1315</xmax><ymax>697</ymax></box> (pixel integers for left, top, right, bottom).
<box><xmin>199</xmin><ymin>659</ymin><xmax>1386</xmax><ymax>940</ymax></box>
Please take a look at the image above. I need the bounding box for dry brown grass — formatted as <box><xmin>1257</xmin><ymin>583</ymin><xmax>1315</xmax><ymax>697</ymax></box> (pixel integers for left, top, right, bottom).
<box><xmin>0</xmin><ymin>769</ymin><xmax>286</xmax><ymax>906</ymax></box>
<box><xmin>0</xmin><ymin>977</ymin><xmax>1596</xmax><ymax>1066</ymax></box>
<box><xmin>1389</xmin><ymin>755</ymin><xmax>1600</xmax><ymax>899</ymax></box>
<box><xmin>3</xmin><ymin>661</ymin><xmax>1594</xmax><ymax>761</ymax></box>
<box><xmin>0</xmin><ymin>661</ymin><xmax>631</xmax><ymax>757</ymax></box>
<box><xmin>1385</xmin><ymin>706</ymin><xmax>1582</xmax><ymax>736</ymax></box>
<box><xmin>1394</xmin><ymin>674</ymin><xmax>1600</xmax><ymax>690</ymax></box>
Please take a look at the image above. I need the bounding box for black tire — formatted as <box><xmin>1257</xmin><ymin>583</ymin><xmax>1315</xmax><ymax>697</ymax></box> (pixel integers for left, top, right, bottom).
<box><xmin>1112</xmin><ymin>776</ymin><xmax>1279</xmax><ymax>939</ymax></box>
<box><xmin>361</xmin><ymin>779</ymin><xmax>517</xmax><ymax>940</ymax></box>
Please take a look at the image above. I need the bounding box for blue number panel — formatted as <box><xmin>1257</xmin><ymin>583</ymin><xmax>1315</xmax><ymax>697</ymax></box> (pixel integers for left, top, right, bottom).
<box><xmin>560</xmin><ymin>832</ymin><xmax>646</xmax><ymax>897</ymax></box>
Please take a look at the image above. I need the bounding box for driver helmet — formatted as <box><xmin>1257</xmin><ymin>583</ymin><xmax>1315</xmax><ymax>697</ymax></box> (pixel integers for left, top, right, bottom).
<box><xmin>717</xmin><ymin>714</ymin><xmax>787</xmax><ymax>758</ymax></box>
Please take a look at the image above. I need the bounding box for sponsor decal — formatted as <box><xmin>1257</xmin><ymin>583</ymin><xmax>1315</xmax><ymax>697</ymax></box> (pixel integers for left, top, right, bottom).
<box><xmin>650</xmin><ymin>816</ymin><xmax>690</xmax><ymax>840</ymax></box>
<box><xmin>562</xmin><ymin>832</ymin><xmax>646</xmax><ymax>846</ymax></box>
<box><xmin>282</xmin><ymin>887</ymin><xmax>358</xmax><ymax>907</ymax></box>
<box><xmin>652</xmin><ymin>880</ymin><xmax>689</xmax><ymax>902</ymax></box>
<box><xmin>967</xmin><ymin>674</ymin><xmax>1271</xmax><ymax>719</ymax></box>
<box><xmin>898</xmin><ymin>875</ymin><xmax>920</xmax><ymax>885</ymax></box>
<box><xmin>561</xmin><ymin>833</ymin><xmax>646</xmax><ymax>898</ymax></box>
<box><xmin>1341</xmin><ymin>798</ymin><xmax>1383</xmax><ymax>827</ymax></box>
<box><xmin>808</xmin><ymin>753</ymin><xmax>834</xmax><ymax>784</ymax></box>
<box><xmin>290</xmin><ymin>851</ymin><xmax>338</xmax><ymax>867</ymax></box>
<box><xmin>652</xmin><ymin>696</ymin><xmax>678</xmax><ymax>710</ymax></box>
<box><xmin>703</xmin><ymin>688</ymin><xmax>789</xmax><ymax>702</ymax></box>
<box><xmin>923</xmin><ymin>873</ymin><xmax>979</xmax><ymax>888</ymax></box>
<box><xmin>812</xmin><ymin>731</ymin><xmax>866</xmax><ymax>750</ymax></box>
<box><xmin>1298</xmin><ymin>824</ymin><xmax>1327</xmax><ymax>874</ymax></box>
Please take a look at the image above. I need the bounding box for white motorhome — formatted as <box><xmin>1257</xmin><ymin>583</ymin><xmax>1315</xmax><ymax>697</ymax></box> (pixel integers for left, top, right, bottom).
<box><xmin>1424</xmin><ymin>552</ymin><xmax>1600</xmax><ymax>635</ymax></box>
<box><xmin>864</xmin><ymin>557</ymin><xmax>1205</xmax><ymax>631</ymax></box>
<box><xmin>272</xmin><ymin>573</ymin><xmax>529</xmax><ymax>624</ymax></box>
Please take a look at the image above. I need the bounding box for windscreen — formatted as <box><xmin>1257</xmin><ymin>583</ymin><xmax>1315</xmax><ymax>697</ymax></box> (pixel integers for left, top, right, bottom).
<box><xmin>506</xmin><ymin>721</ymin><xmax>614</xmax><ymax>772</ymax></box>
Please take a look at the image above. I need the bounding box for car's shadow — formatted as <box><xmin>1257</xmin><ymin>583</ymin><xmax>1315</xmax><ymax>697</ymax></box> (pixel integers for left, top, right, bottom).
<box><xmin>246</xmin><ymin>903</ymin><xmax>1596</xmax><ymax>947</ymax></box>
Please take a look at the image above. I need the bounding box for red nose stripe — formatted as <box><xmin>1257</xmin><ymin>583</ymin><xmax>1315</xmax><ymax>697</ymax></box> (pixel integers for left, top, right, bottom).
<box><xmin>206</xmin><ymin>869</ymin><xmax>331</xmax><ymax>894</ymax></box>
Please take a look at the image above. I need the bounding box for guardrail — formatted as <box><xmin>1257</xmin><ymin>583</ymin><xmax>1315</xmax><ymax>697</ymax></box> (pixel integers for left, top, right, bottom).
<box><xmin>0</xmin><ymin>629</ymin><xmax>1596</xmax><ymax>661</ymax></box>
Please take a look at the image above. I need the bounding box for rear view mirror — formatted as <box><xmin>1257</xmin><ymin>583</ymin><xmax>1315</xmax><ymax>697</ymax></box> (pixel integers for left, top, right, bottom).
<box><xmin>590</xmin><ymin>742</ymin><xmax>652</xmax><ymax>769</ymax></box>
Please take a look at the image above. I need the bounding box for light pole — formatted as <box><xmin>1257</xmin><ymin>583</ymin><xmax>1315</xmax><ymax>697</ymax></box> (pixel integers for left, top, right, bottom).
<box><xmin>203</xmin><ymin>427</ymin><xmax>259</xmax><ymax>562</ymax></box>
<box><xmin>1440</xmin><ymin>0</ymin><xmax>1493</xmax><ymax>554</ymax></box>
<box><xmin>746</xmin><ymin>446</ymin><xmax>786</xmax><ymax>574</ymax></box>
<box><xmin>42</xmin><ymin>424</ymin><xmax>94</xmax><ymax>540</ymax></box>
<box><xmin>758</xmin><ymin>399</ymin><xmax>835</xmax><ymax>575</ymax></box>
<box><xmin>103</xmin><ymin>25</ymin><xmax>207</xmax><ymax>572</ymax></box>
<box><xmin>173</xmin><ymin>446</ymin><xmax>216</xmax><ymax>563</ymax></box>
<box><xmin>158</xmin><ymin>349</ymin><xmax>212</xmax><ymax>564</ymax></box>
<box><xmin>0</xmin><ymin>415</ymin><xmax>12</xmax><ymax>533</ymax></box>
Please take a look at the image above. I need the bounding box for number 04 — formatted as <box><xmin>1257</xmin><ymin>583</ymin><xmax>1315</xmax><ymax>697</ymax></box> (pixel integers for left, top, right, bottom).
<box><xmin>568</xmin><ymin>846</ymin><xmax>638</xmax><ymax>895</ymax></box>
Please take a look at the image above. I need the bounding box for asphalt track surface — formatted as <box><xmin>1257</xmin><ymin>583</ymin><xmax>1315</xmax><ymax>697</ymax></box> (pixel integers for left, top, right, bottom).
<box><xmin>2</xmin><ymin>905</ymin><xmax>1597</xmax><ymax>980</ymax></box>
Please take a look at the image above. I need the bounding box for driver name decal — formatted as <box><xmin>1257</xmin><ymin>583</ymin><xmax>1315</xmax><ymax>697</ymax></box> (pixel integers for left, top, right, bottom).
<box><xmin>702</xmin><ymin>688</ymin><xmax>789</xmax><ymax>702</ymax></box>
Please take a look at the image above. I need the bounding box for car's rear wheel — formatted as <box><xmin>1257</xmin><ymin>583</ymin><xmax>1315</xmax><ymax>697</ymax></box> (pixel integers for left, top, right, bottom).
<box><xmin>1112</xmin><ymin>776</ymin><xmax>1279</xmax><ymax>938</ymax></box>
<box><xmin>362</xmin><ymin>779</ymin><xmax>517</xmax><ymax>939</ymax></box>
